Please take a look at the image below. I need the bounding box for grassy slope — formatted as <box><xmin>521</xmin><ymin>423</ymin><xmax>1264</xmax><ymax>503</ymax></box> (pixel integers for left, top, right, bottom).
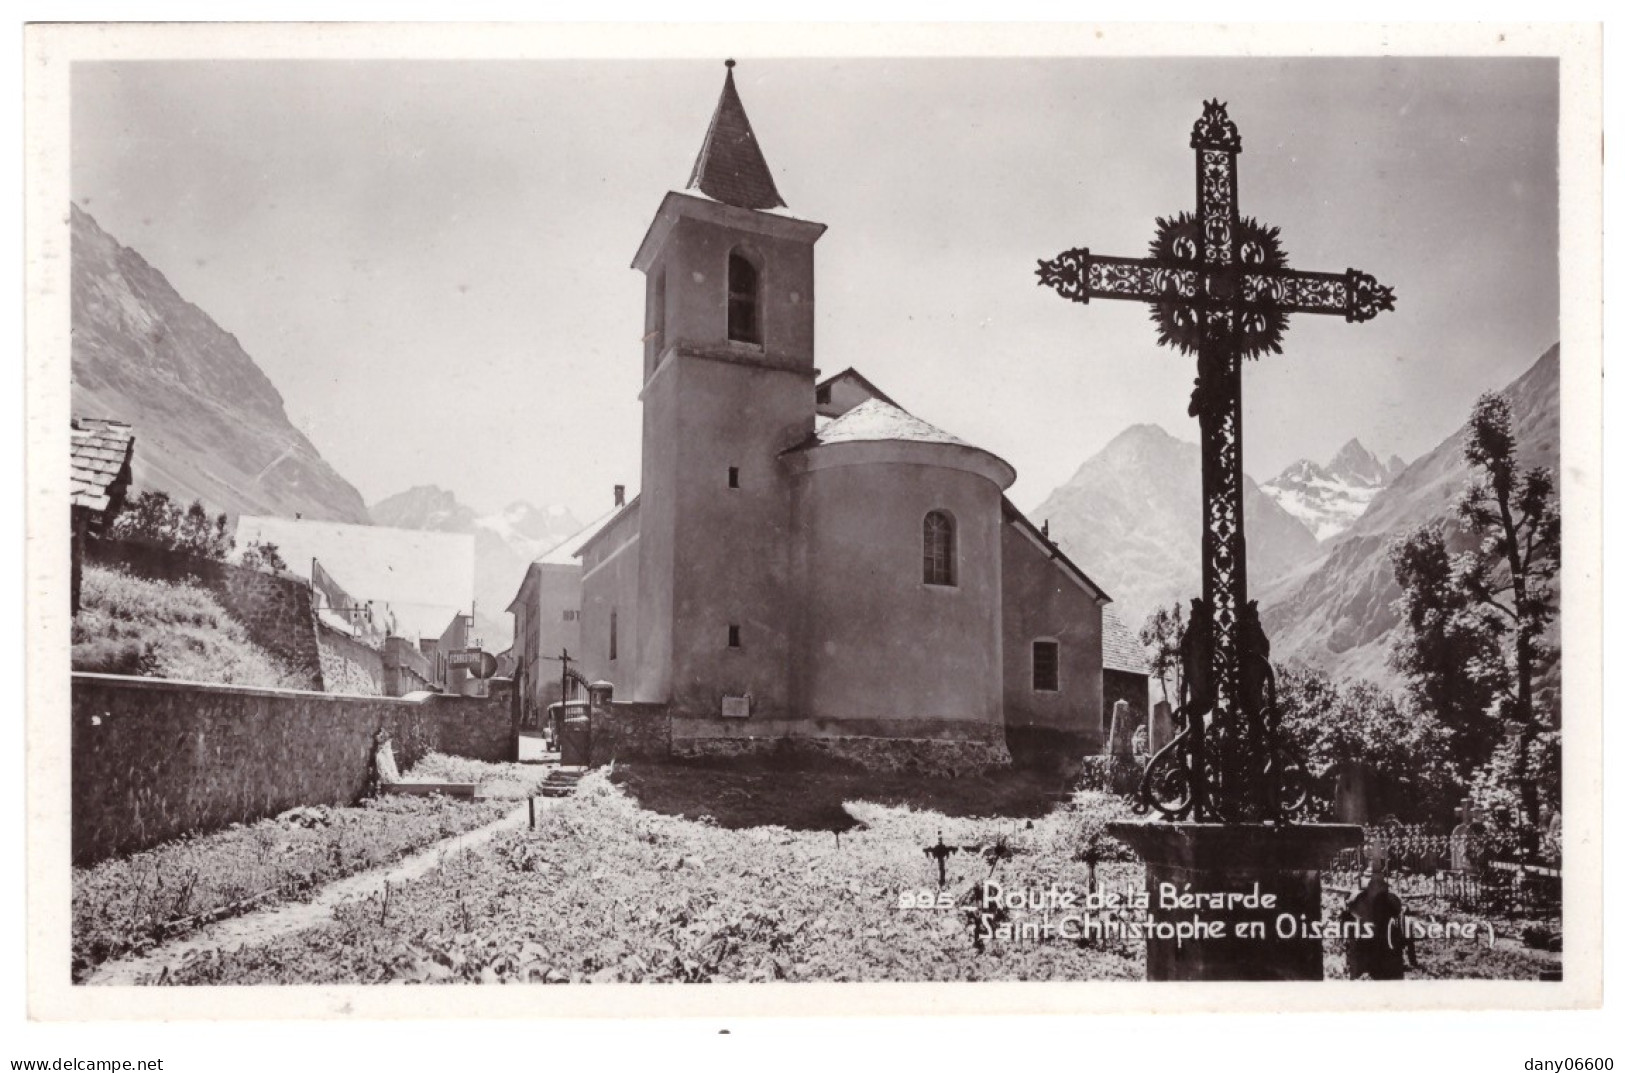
<box><xmin>71</xmin><ymin>564</ymin><xmax>304</xmax><ymax>688</ymax></box>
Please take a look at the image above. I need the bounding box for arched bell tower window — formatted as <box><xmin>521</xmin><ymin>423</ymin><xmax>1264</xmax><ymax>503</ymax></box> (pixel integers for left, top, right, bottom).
<box><xmin>728</xmin><ymin>250</ymin><xmax>762</xmax><ymax>345</ymax></box>
<box><xmin>923</xmin><ymin>510</ymin><xmax>956</xmax><ymax>587</ymax></box>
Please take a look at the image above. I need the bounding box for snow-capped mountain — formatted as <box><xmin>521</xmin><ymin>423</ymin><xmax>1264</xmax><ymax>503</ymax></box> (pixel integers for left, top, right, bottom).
<box><xmin>1261</xmin><ymin>344</ymin><xmax>1558</xmax><ymax>687</ymax></box>
<box><xmin>1259</xmin><ymin>439</ymin><xmax>1406</xmax><ymax>542</ymax></box>
<box><xmin>1029</xmin><ymin>424</ymin><xmax>1321</xmax><ymax>631</ymax></box>
<box><xmin>474</xmin><ymin>501</ymin><xmax>584</xmax><ymax>565</ymax></box>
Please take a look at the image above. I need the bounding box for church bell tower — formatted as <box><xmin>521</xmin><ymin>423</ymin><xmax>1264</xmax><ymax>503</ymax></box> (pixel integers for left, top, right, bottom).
<box><xmin>626</xmin><ymin>61</ymin><xmax>827</xmax><ymax>717</ymax></box>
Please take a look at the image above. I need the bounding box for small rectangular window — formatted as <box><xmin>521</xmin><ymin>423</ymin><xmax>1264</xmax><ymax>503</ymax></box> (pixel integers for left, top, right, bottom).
<box><xmin>1032</xmin><ymin>641</ymin><xmax>1060</xmax><ymax>692</ymax></box>
<box><xmin>728</xmin><ymin>466</ymin><xmax>740</xmax><ymax>489</ymax></box>
<box><xmin>609</xmin><ymin>610</ymin><xmax>618</xmax><ymax>661</ymax></box>
<box><xmin>816</xmin><ymin>383</ymin><xmax>831</xmax><ymax>405</ymax></box>
<box><xmin>728</xmin><ymin>624</ymin><xmax>741</xmax><ymax>649</ymax></box>
<box><xmin>562</xmin><ymin>610</ymin><xmax>578</xmax><ymax>622</ymax></box>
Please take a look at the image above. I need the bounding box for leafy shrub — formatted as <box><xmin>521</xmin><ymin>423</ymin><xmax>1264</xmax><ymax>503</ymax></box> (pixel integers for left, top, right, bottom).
<box><xmin>238</xmin><ymin>540</ymin><xmax>288</xmax><ymax>572</ymax></box>
<box><xmin>1275</xmin><ymin>664</ymin><xmax>1461</xmax><ymax>823</ymax></box>
<box><xmin>108</xmin><ymin>490</ymin><xmax>231</xmax><ymax>560</ymax></box>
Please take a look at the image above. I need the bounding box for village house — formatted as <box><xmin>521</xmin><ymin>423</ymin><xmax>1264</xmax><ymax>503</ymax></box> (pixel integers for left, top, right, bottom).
<box><xmin>70</xmin><ymin>417</ymin><xmax>136</xmax><ymax>614</ymax></box>
<box><xmin>509</xmin><ymin>64</ymin><xmax>1131</xmax><ymax>769</ymax></box>
<box><xmin>506</xmin><ymin>485</ymin><xmax>632</xmax><ymax>727</ymax></box>
<box><xmin>1101</xmin><ymin>606</ymin><xmax>1153</xmax><ymax>737</ymax></box>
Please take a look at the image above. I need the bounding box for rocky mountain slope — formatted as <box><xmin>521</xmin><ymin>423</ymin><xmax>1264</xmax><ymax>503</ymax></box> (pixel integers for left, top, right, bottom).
<box><xmin>1031</xmin><ymin>423</ymin><xmax>1322</xmax><ymax>633</ymax></box>
<box><xmin>371</xmin><ymin>485</ymin><xmax>582</xmax><ymax>650</ymax></box>
<box><xmin>1260</xmin><ymin>344</ymin><xmax>1560</xmax><ymax>685</ymax></box>
<box><xmin>1260</xmin><ymin>440</ymin><xmax>1406</xmax><ymax>542</ymax></box>
<box><xmin>70</xmin><ymin>205</ymin><xmax>370</xmax><ymax>524</ymax></box>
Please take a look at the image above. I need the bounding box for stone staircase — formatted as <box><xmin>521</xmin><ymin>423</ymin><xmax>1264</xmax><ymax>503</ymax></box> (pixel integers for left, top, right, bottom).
<box><xmin>539</xmin><ymin>767</ymin><xmax>587</xmax><ymax>799</ymax></box>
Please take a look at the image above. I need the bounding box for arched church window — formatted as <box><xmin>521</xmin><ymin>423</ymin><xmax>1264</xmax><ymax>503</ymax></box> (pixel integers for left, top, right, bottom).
<box><xmin>728</xmin><ymin>251</ymin><xmax>762</xmax><ymax>344</ymax></box>
<box><xmin>923</xmin><ymin>510</ymin><xmax>956</xmax><ymax>587</ymax></box>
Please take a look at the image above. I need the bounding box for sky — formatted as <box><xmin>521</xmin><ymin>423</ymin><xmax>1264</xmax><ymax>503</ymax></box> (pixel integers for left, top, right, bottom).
<box><xmin>70</xmin><ymin>56</ymin><xmax>1559</xmax><ymax>520</ymax></box>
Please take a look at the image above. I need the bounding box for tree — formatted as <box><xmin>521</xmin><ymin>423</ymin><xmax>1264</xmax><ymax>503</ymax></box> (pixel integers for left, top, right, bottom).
<box><xmin>239</xmin><ymin>540</ymin><xmax>288</xmax><ymax>573</ymax></box>
<box><xmin>1388</xmin><ymin>521</ymin><xmax>1506</xmax><ymax>776</ymax></box>
<box><xmin>1138</xmin><ymin>601</ymin><xmax>1185</xmax><ymax>706</ymax></box>
<box><xmin>108</xmin><ymin>489</ymin><xmax>181</xmax><ymax>548</ymax></box>
<box><xmin>1388</xmin><ymin>390</ymin><xmax>1560</xmax><ymax>843</ymax></box>
<box><xmin>1274</xmin><ymin>664</ymin><xmax>1460</xmax><ymax>823</ymax></box>
<box><xmin>1456</xmin><ymin>391</ymin><xmax>1560</xmax><ymax>839</ymax></box>
<box><xmin>108</xmin><ymin>490</ymin><xmax>233</xmax><ymax>561</ymax></box>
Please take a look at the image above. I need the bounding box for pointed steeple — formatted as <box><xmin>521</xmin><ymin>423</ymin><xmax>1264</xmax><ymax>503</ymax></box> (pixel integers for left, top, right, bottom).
<box><xmin>686</xmin><ymin>60</ymin><xmax>786</xmax><ymax>211</ymax></box>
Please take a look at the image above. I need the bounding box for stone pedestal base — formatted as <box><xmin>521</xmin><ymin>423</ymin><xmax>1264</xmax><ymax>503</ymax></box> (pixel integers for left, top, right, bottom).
<box><xmin>1108</xmin><ymin>822</ymin><xmax>1361</xmax><ymax>981</ymax></box>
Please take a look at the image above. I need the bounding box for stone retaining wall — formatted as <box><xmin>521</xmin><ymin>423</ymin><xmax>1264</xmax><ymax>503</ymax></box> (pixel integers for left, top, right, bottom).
<box><xmin>87</xmin><ymin>538</ymin><xmax>324</xmax><ymax>689</ymax></box>
<box><xmin>315</xmin><ymin>621</ymin><xmax>385</xmax><ymax>695</ymax></box>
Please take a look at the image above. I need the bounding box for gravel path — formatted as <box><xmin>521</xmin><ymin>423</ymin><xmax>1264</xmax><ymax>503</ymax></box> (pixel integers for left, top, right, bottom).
<box><xmin>86</xmin><ymin>800</ymin><xmax>548</xmax><ymax>985</ymax></box>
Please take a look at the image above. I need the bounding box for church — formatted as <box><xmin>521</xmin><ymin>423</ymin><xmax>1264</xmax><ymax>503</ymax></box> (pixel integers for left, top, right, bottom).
<box><xmin>515</xmin><ymin>62</ymin><xmax>1133</xmax><ymax>771</ymax></box>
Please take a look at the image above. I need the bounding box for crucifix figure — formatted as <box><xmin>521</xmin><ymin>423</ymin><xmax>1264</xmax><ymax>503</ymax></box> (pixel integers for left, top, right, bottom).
<box><xmin>1038</xmin><ymin>101</ymin><xmax>1394</xmax><ymax>824</ymax></box>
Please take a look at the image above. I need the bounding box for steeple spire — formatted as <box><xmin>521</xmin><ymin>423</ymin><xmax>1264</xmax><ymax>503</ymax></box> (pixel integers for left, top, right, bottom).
<box><xmin>686</xmin><ymin>59</ymin><xmax>786</xmax><ymax>211</ymax></box>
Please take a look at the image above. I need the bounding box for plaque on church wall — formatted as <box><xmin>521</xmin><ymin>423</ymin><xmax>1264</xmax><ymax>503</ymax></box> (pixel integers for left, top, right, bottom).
<box><xmin>720</xmin><ymin>695</ymin><xmax>751</xmax><ymax>719</ymax></box>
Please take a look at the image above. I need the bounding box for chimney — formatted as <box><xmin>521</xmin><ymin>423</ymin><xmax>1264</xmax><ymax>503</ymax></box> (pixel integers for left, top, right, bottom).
<box><xmin>1041</xmin><ymin>519</ymin><xmax>1050</xmax><ymax>539</ymax></box>
<box><xmin>613</xmin><ymin>484</ymin><xmax>626</xmax><ymax>508</ymax></box>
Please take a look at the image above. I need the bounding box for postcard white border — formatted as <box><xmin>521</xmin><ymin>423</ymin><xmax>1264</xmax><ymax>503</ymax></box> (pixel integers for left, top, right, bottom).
<box><xmin>24</xmin><ymin>20</ymin><xmax>1604</xmax><ymax>1020</ymax></box>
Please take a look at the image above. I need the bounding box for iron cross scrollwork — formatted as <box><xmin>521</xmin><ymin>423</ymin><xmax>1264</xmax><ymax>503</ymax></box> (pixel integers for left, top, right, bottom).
<box><xmin>1038</xmin><ymin>100</ymin><xmax>1395</xmax><ymax>825</ymax></box>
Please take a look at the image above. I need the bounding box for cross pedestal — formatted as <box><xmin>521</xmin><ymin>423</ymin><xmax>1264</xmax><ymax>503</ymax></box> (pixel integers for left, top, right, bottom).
<box><xmin>1109</xmin><ymin>822</ymin><xmax>1361</xmax><ymax>981</ymax></box>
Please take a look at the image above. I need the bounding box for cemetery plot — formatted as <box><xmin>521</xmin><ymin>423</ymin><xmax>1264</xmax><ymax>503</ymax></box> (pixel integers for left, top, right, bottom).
<box><xmin>71</xmin><ymin>753</ymin><xmax>546</xmax><ymax>981</ymax></box>
<box><xmin>1323</xmin><ymin>822</ymin><xmax>1562</xmax><ymax>956</ymax></box>
<box><xmin>129</xmin><ymin>771</ymin><xmax>1556</xmax><ymax>986</ymax></box>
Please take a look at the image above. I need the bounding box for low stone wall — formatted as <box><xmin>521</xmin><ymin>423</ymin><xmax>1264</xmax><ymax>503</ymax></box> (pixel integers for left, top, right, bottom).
<box><xmin>1004</xmin><ymin>726</ymin><xmax>1095</xmax><ymax>773</ymax></box>
<box><xmin>670</xmin><ymin>733</ymin><xmax>1011</xmax><ymax>777</ymax></box>
<box><xmin>71</xmin><ymin>673</ymin><xmax>515</xmax><ymax>865</ymax></box>
<box><xmin>578</xmin><ymin>705</ymin><xmax>1011</xmax><ymax>775</ymax></box>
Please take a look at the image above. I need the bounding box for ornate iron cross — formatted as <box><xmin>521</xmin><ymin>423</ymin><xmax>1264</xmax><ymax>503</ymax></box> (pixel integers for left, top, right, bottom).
<box><xmin>1038</xmin><ymin>101</ymin><xmax>1394</xmax><ymax>824</ymax></box>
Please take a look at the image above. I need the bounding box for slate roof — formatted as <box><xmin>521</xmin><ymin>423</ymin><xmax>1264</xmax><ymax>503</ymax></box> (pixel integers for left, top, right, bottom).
<box><xmin>793</xmin><ymin>398</ymin><xmax>973</xmax><ymax>451</ymax></box>
<box><xmin>70</xmin><ymin>418</ymin><xmax>134</xmax><ymax>516</ymax></box>
<box><xmin>539</xmin><ymin>499</ymin><xmax>636</xmax><ymax>568</ymax></box>
<box><xmin>1102</xmin><ymin>605</ymin><xmax>1152</xmax><ymax>676</ymax></box>
<box><xmin>686</xmin><ymin>62</ymin><xmax>786</xmax><ymax>211</ymax></box>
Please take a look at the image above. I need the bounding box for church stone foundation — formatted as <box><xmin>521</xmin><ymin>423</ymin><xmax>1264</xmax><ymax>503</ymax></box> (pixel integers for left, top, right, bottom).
<box><xmin>670</xmin><ymin>735</ymin><xmax>1012</xmax><ymax>777</ymax></box>
<box><xmin>1004</xmin><ymin>726</ymin><xmax>1095</xmax><ymax>772</ymax></box>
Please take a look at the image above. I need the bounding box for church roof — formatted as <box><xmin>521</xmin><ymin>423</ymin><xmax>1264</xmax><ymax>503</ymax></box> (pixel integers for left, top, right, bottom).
<box><xmin>686</xmin><ymin>61</ymin><xmax>787</xmax><ymax>211</ymax></box>
<box><xmin>1001</xmin><ymin>498</ymin><xmax>1111</xmax><ymax>602</ymax></box>
<box><xmin>539</xmin><ymin>499</ymin><xmax>634</xmax><ymax>567</ymax></box>
<box><xmin>1102</xmin><ymin>606</ymin><xmax>1152</xmax><ymax>676</ymax></box>
<box><xmin>797</xmin><ymin>398</ymin><xmax>973</xmax><ymax>450</ymax></box>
